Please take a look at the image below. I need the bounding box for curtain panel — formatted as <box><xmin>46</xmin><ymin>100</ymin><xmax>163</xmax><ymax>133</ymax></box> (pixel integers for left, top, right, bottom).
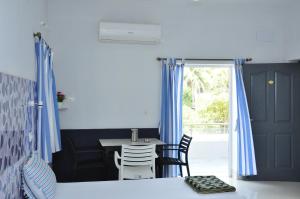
<box><xmin>234</xmin><ymin>59</ymin><xmax>257</xmax><ymax>176</ymax></box>
<box><xmin>160</xmin><ymin>58</ymin><xmax>184</xmax><ymax>177</ymax></box>
<box><xmin>35</xmin><ymin>38</ymin><xmax>61</xmax><ymax>163</ymax></box>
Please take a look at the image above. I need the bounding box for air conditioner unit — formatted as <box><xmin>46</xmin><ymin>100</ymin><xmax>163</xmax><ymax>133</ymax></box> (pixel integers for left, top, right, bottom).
<box><xmin>99</xmin><ymin>22</ymin><xmax>161</xmax><ymax>44</ymax></box>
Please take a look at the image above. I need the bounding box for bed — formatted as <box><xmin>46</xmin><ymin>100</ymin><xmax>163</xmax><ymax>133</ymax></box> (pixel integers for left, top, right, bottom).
<box><xmin>56</xmin><ymin>178</ymin><xmax>244</xmax><ymax>199</ymax></box>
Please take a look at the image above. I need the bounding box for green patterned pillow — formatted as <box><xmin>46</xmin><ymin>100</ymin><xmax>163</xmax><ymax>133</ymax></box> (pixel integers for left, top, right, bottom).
<box><xmin>185</xmin><ymin>176</ymin><xmax>236</xmax><ymax>194</ymax></box>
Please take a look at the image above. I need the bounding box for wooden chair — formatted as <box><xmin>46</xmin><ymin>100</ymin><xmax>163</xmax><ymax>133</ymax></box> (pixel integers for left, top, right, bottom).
<box><xmin>64</xmin><ymin>135</ymin><xmax>105</xmax><ymax>181</ymax></box>
<box><xmin>159</xmin><ymin>134</ymin><xmax>192</xmax><ymax>177</ymax></box>
<box><xmin>114</xmin><ymin>144</ymin><xmax>157</xmax><ymax>180</ymax></box>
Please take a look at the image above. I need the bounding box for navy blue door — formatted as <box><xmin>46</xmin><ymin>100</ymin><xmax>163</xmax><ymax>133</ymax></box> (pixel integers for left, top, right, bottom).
<box><xmin>243</xmin><ymin>63</ymin><xmax>300</xmax><ymax>181</ymax></box>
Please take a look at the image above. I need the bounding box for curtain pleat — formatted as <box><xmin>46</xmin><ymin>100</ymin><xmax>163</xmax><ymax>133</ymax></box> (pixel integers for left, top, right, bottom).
<box><xmin>234</xmin><ymin>59</ymin><xmax>257</xmax><ymax>176</ymax></box>
<box><xmin>160</xmin><ymin>58</ymin><xmax>184</xmax><ymax>177</ymax></box>
<box><xmin>35</xmin><ymin>38</ymin><xmax>61</xmax><ymax>163</ymax></box>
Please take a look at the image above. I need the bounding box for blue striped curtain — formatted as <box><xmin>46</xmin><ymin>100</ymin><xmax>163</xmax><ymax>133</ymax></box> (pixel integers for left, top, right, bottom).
<box><xmin>160</xmin><ymin>58</ymin><xmax>184</xmax><ymax>177</ymax></box>
<box><xmin>234</xmin><ymin>59</ymin><xmax>257</xmax><ymax>176</ymax></box>
<box><xmin>35</xmin><ymin>38</ymin><xmax>61</xmax><ymax>163</ymax></box>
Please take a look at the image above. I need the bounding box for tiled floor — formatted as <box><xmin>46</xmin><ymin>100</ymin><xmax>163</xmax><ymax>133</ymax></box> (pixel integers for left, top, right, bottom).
<box><xmin>184</xmin><ymin>133</ymin><xmax>229</xmax><ymax>177</ymax></box>
<box><xmin>186</xmin><ymin>157</ymin><xmax>228</xmax><ymax>177</ymax></box>
<box><xmin>181</xmin><ymin>133</ymin><xmax>300</xmax><ymax>199</ymax></box>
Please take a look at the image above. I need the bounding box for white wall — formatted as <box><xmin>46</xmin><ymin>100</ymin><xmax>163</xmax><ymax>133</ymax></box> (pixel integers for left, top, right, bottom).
<box><xmin>0</xmin><ymin>0</ymin><xmax>48</xmax><ymax>80</ymax></box>
<box><xmin>48</xmin><ymin>0</ymin><xmax>291</xmax><ymax>129</ymax></box>
<box><xmin>286</xmin><ymin>1</ymin><xmax>300</xmax><ymax>60</ymax></box>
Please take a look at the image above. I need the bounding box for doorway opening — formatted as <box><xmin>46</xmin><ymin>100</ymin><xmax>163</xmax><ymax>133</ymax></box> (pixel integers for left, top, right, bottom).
<box><xmin>183</xmin><ymin>64</ymin><xmax>231</xmax><ymax>178</ymax></box>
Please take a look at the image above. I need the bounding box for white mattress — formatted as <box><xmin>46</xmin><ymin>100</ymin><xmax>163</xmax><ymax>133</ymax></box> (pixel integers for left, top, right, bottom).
<box><xmin>56</xmin><ymin>178</ymin><xmax>245</xmax><ymax>199</ymax></box>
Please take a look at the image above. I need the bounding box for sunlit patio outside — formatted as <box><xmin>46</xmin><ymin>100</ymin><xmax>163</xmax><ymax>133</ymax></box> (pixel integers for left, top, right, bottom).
<box><xmin>182</xmin><ymin>67</ymin><xmax>230</xmax><ymax>178</ymax></box>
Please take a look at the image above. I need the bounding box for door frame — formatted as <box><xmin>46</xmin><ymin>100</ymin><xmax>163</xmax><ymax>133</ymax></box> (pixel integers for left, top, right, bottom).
<box><xmin>184</xmin><ymin>61</ymin><xmax>235</xmax><ymax>177</ymax></box>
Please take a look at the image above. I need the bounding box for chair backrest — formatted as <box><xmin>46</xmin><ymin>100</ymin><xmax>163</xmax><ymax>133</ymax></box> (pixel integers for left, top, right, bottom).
<box><xmin>120</xmin><ymin>144</ymin><xmax>156</xmax><ymax>179</ymax></box>
<box><xmin>178</xmin><ymin>134</ymin><xmax>192</xmax><ymax>158</ymax></box>
<box><xmin>63</xmin><ymin>135</ymin><xmax>77</xmax><ymax>161</ymax></box>
<box><xmin>121</xmin><ymin>144</ymin><xmax>156</xmax><ymax>166</ymax></box>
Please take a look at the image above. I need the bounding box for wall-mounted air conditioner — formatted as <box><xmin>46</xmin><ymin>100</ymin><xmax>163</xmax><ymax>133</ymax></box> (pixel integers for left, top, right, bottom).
<box><xmin>99</xmin><ymin>22</ymin><xmax>161</xmax><ymax>44</ymax></box>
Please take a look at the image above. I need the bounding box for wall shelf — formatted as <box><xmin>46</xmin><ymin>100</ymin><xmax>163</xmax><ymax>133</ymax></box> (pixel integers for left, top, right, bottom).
<box><xmin>58</xmin><ymin>102</ymin><xmax>68</xmax><ymax>111</ymax></box>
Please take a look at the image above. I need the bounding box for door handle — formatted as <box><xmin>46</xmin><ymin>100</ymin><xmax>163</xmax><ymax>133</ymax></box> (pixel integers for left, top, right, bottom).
<box><xmin>268</xmin><ymin>80</ymin><xmax>274</xmax><ymax>85</ymax></box>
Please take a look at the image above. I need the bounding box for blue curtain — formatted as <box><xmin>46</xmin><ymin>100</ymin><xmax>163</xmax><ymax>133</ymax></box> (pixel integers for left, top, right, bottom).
<box><xmin>35</xmin><ymin>37</ymin><xmax>61</xmax><ymax>163</ymax></box>
<box><xmin>160</xmin><ymin>58</ymin><xmax>184</xmax><ymax>177</ymax></box>
<box><xmin>234</xmin><ymin>59</ymin><xmax>257</xmax><ymax>176</ymax></box>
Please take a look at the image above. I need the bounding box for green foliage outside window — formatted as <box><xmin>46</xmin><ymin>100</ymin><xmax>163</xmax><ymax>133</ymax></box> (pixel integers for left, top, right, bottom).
<box><xmin>183</xmin><ymin>87</ymin><xmax>193</xmax><ymax>107</ymax></box>
<box><xmin>200</xmin><ymin>100</ymin><xmax>229</xmax><ymax>123</ymax></box>
<box><xmin>183</xmin><ymin>67</ymin><xmax>229</xmax><ymax>127</ymax></box>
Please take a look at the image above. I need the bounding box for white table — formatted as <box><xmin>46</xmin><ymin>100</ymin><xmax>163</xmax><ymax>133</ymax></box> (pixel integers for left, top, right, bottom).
<box><xmin>99</xmin><ymin>138</ymin><xmax>165</xmax><ymax>180</ymax></box>
<box><xmin>99</xmin><ymin>138</ymin><xmax>165</xmax><ymax>147</ymax></box>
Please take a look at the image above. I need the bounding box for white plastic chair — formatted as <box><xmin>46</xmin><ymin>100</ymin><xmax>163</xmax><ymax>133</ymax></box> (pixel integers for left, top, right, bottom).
<box><xmin>114</xmin><ymin>144</ymin><xmax>157</xmax><ymax>180</ymax></box>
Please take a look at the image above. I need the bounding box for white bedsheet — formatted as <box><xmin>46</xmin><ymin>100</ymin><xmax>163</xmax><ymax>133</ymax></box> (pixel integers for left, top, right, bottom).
<box><xmin>56</xmin><ymin>178</ymin><xmax>245</xmax><ymax>199</ymax></box>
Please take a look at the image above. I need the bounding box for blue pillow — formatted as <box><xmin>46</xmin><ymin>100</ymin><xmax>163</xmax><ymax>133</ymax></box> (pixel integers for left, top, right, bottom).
<box><xmin>22</xmin><ymin>179</ymin><xmax>37</xmax><ymax>199</ymax></box>
<box><xmin>22</xmin><ymin>154</ymin><xmax>56</xmax><ymax>199</ymax></box>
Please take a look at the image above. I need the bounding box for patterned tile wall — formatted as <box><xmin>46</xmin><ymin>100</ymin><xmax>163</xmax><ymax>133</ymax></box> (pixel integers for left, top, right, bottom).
<box><xmin>0</xmin><ymin>72</ymin><xmax>36</xmax><ymax>199</ymax></box>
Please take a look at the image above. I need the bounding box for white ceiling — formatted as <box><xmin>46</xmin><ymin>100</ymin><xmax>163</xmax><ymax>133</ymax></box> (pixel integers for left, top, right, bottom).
<box><xmin>135</xmin><ymin>0</ymin><xmax>297</xmax><ymax>6</ymax></box>
<box><xmin>186</xmin><ymin>0</ymin><xmax>296</xmax><ymax>4</ymax></box>
<box><xmin>99</xmin><ymin>0</ymin><xmax>298</xmax><ymax>8</ymax></box>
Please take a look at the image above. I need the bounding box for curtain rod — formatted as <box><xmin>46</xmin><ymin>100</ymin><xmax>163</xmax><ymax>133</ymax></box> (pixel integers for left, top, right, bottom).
<box><xmin>33</xmin><ymin>32</ymin><xmax>41</xmax><ymax>39</ymax></box>
<box><xmin>156</xmin><ymin>57</ymin><xmax>252</xmax><ymax>62</ymax></box>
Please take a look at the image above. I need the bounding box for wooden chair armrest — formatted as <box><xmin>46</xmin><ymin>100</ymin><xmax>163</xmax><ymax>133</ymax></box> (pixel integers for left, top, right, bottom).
<box><xmin>162</xmin><ymin>144</ymin><xmax>180</xmax><ymax>151</ymax></box>
<box><xmin>164</xmin><ymin>144</ymin><xmax>180</xmax><ymax>146</ymax></box>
